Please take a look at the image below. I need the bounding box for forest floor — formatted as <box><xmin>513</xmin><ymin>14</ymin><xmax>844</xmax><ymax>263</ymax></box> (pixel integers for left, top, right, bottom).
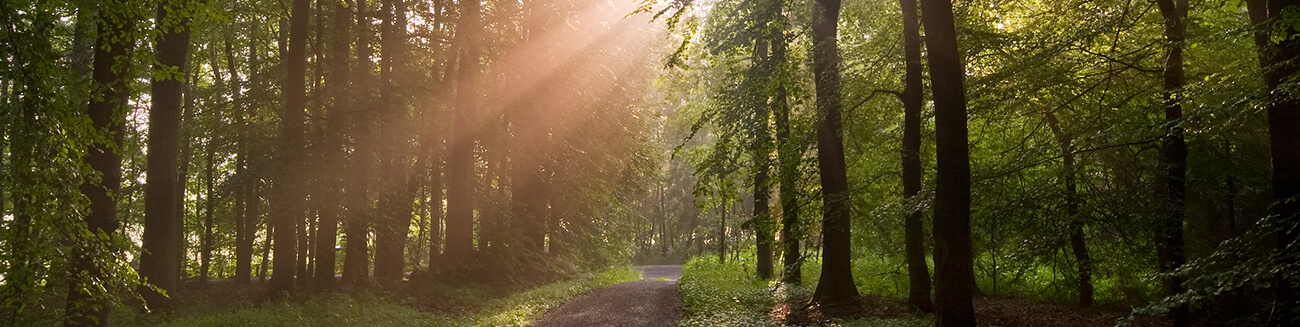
<box><xmin>107</xmin><ymin>267</ymin><xmax>642</xmax><ymax>327</ymax></box>
<box><xmin>531</xmin><ymin>265</ymin><xmax>683</xmax><ymax>327</ymax></box>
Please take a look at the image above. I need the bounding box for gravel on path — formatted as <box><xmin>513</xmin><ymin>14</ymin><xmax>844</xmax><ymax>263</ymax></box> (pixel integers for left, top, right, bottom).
<box><xmin>530</xmin><ymin>266</ymin><xmax>683</xmax><ymax>327</ymax></box>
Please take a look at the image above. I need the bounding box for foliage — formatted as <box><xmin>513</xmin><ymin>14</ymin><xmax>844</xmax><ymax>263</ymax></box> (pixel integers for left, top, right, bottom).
<box><xmin>644</xmin><ymin>0</ymin><xmax>1294</xmax><ymax>322</ymax></box>
<box><xmin>676</xmin><ymin>256</ymin><xmax>780</xmax><ymax>327</ymax></box>
<box><xmin>1125</xmin><ymin>213</ymin><xmax>1300</xmax><ymax>325</ymax></box>
<box><xmin>677</xmin><ymin>255</ymin><xmax>933</xmax><ymax>326</ymax></box>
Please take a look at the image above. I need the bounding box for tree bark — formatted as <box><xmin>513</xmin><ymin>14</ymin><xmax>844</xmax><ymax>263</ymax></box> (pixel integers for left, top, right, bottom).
<box><xmin>175</xmin><ymin>86</ymin><xmax>193</xmax><ymax>282</ymax></box>
<box><xmin>269</xmin><ymin>0</ymin><xmax>312</xmax><ymax>297</ymax></box>
<box><xmin>809</xmin><ymin>0</ymin><xmax>859</xmax><ymax>306</ymax></box>
<box><xmin>259</xmin><ymin>208</ymin><xmax>272</xmax><ymax>282</ymax></box>
<box><xmin>899</xmin><ymin>0</ymin><xmax>932</xmax><ymax>313</ymax></box>
<box><xmin>200</xmin><ymin>51</ymin><xmax>226</xmax><ymax>286</ymax></box>
<box><xmin>66</xmin><ymin>1</ymin><xmax>136</xmax><ymax>323</ymax></box>
<box><xmin>1045</xmin><ymin>112</ymin><xmax>1093</xmax><ymax>308</ymax></box>
<box><xmin>1257</xmin><ymin>1</ymin><xmax>1300</xmax><ymax>325</ymax></box>
<box><xmin>445</xmin><ymin>0</ymin><xmax>481</xmax><ymax>265</ymax></box>
<box><xmin>343</xmin><ymin>0</ymin><xmax>373</xmax><ymax>286</ymax></box>
<box><xmin>719</xmin><ymin>199</ymin><xmax>728</xmax><ymax>263</ymax></box>
<box><xmin>512</xmin><ymin>5</ymin><xmax>548</xmax><ymax>255</ymax></box>
<box><xmin>1154</xmin><ymin>0</ymin><xmax>1189</xmax><ymax>325</ymax></box>
<box><xmin>230</xmin><ymin>37</ymin><xmax>255</xmax><ymax>284</ymax></box>
<box><xmin>374</xmin><ymin>0</ymin><xmax>413</xmax><ymax>284</ymax></box>
<box><xmin>200</xmin><ymin>134</ymin><xmax>216</xmax><ymax>284</ymax></box>
<box><xmin>314</xmin><ymin>0</ymin><xmax>351</xmax><ymax>290</ymax></box>
<box><xmin>753</xmin><ymin>38</ymin><xmax>774</xmax><ymax>281</ymax></box>
<box><xmin>920</xmin><ymin>0</ymin><xmax>975</xmax><ymax>325</ymax></box>
<box><xmin>429</xmin><ymin>158</ymin><xmax>443</xmax><ymax>270</ymax></box>
<box><xmin>140</xmin><ymin>0</ymin><xmax>192</xmax><ymax>310</ymax></box>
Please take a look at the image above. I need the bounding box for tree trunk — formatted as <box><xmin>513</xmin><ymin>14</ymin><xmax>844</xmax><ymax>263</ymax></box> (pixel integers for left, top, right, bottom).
<box><xmin>920</xmin><ymin>0</ymin><xmax>975</xmax><ymax>325</ymax></box>
<box><xmin>343</xmin><ymin>0</ymin><xmax>373</xmax><ymax>286</ymax></box>
<box><xmin>899</xmin><ymin>0</ymin><xmax>932</xmax><ymax>313</ymax></box>
<box><xmin>772</xmin><ymin>31</ymin><xmax>801</xmax><ymax>285</ymax></box>
<box><xmin>269</xmin><ymin>0</ymin><xmax>312</xmax><ymax>297</ymax></box>
<box><xmin>66</xmin><ymin>2</ymin><xmax>136</xmax><ymax>323</ymax></box>
<box><xmin>445</xmin><ymin>0</ymin><xmax>481</xmax><ymax>265</ymax></box>
<box><xmin>374</xmin><ymin>0</ymin><xmax>414</xmax><ymax>284</ymax></box>
<box><xmin>314</xmin><ymin>0</ymin><xmax>351</xmax><ymax>290</ymax></box>
<box><xmin>1257</xmin><ymin>1</ymin><xmax>1300</xmax><ymax>325</ymax></box>
<box><xmin>300</xmin><ymin>204</ymin><xmax>314</xmax><ymax>285</ymax></box>
<box><xmin>373</xmin><ymin>0</ymin><xmax>397</xmax><ymax>283</ymax></box>
<box><xmin>1045</xmin><ymin>112</ymin><xmax>1093</xmax><ymax>308</ymax></box>
<box><xmin>200</xmin><ymin>51</ymin><xmax>226</xmax><ymax>286</ymax></box>
<box><xmin>175</xmin><ymin>87</ymin><xmax>193</xmax><ymax>282</ymax></box>
<box><xmin>259</xmin><ymin>209</ymin><xmax>272</xmax><ymax>282</ymax></box>
<box><xmin>429</xmin><ymin>158</ymin><xmax>443</xmax><ymax>270</ymax></box>
<box><xmin>200</xmin><ymin>134</ymin><xmax>216</xmax><ymax>284</ymax></box>
<box><xmin>719</xmin><ymin>200</ymin><xmax>727</xmax><ymax>263</ymax></box>
<box><xmin>140</xmin><ymin>0</ymin><xmax>192</xmax><ymax>310</ymax></box>
<box><xmin>1154</xmin><ymin>0</ymin><xmax>1190</xmax><ymax>325</ymax></box>
<box><xmin>230</xmin><ymin>36</ymin><xmax>255</xmax><ymax>284</ymax></box>
<box><xmin>512</xmin><ymin>7</ymin><xmax>548</xmax><ymax>254</ymax></box>
<box><xmin>809</xmin><ymin>0</ymin><xmax>859</xmax><ymax>306</ymax></box>
<box><xmin>752</xmin><ymin>38</ymin><xmax>774</xmax><ymax>281</ymax></box>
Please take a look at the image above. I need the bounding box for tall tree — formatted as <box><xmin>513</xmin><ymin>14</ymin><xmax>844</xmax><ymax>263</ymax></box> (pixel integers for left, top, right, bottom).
<box><xmin>200</xmin><ymin>51</ymin><xmax>225</xmax><ymax>286</ymax></box>
<box><xmin>314</xmin><ymin>0</ymin><xmax>351</xmax><ymax>290</ymax></box>
<box><xmin>920</xmin><ymin>0</ymin><xmax>975</xmax><ymax>325</ymax></box>
<box><xmin>445</xmin><ymin>0</ymin><xmax>482</xmax><ymax>264</ymax></box>
<box><xmin>1045</xmin><ymin>112</ymin><xmax>1093</xmax><ymax>308</ymax></box>
<box><xmin>809</xmin><ymin>0</ymin><xmax>859</xmax><ymax>306</ymax></box>
<box><xmin>1154</xmin><ymin>0</ymin><xmax>1189</xmax><ymax>325</ymax></box>
<box><xmin>343</xmin><ymin>0</ymin><xmax>374</xmax><ymax>285</ymax></box>
<box><xmin>66</xmin><ymin>0</ymin><xmax>138</xmax><ymax>324</ymax></box>
<box><xmin>773</xmin><ymin>30</ymin><xmax>801</xmax><ymax>285</ymax></box>
<box><xmin>200</xmin><ymin>132</ymin><xmax>216</xmax><ymax>284</ymax></box>
<box><xmin>752</xmin><ymin>38</ymin><xmax>774</xmax><ymax>281</ymax></box>
<box><xmin>511</xmin><ymin>1</ymin><xmax>548</xmax><ymax>255</ymax></box>
<box><xmin>898</xmin><ymin>0</ymin><xmax>932</xmax><ymax>313</ymax></box>
<box><xmin>230</xmin><ymin>37</ymin><xmax>255</xmax><ymax>285</ymax></box>
<box><xmin>719</xmin><ymin>198</ymin><xmax>728</xmax><ymax>263</ymax></box>
<box><xmin>269</xmin><ymin>0</ymin><xmax>312</xmax><ymax>297</ymax></box>
<box><xmin>428</xmin><ymin>157</ymin><xmax>443</xmax><ymax>270</ymax></box>
<box><xmin>374</xmin><ymin>0</ymin><xmax>412</xmax><ymax>284</ymax></box>
<box><xmin>1252</xmin><ymin>1</ymin><xmax>1300</xmax><ymax>325</ymax></box>
<box><xmin>140</xmin><ymin>0</ymin><xmax>193</xmax><ymax>310</ymax></box>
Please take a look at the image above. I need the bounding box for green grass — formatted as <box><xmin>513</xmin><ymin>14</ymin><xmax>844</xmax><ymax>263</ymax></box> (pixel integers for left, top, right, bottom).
<box><xmin>676</xmin><ymin>256</ymin><xmax>779</xmax><ymax>327</ymax></box>
<box><xmin>676</xmin><ymin>255</ymin><xmax>934</xmax><ymax>327</ymax></box>
<box><xmin>116</xmin><ymin>267</ymin><xmax>641</xmax><ymax>327</ymax></box>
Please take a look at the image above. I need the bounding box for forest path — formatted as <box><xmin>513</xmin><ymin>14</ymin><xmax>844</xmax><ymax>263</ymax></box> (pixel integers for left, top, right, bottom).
<box><xmin>530</xmin><ymin>265</ymin><xmax>683</xmax><ymax>327</ymax></box>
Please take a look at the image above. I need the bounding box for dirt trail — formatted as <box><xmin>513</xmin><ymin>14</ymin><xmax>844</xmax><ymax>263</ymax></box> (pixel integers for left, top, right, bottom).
<box><xmin>531</xmin><ymin>265</ymin><xmax>683</xmax><ymax>327</ymax></box>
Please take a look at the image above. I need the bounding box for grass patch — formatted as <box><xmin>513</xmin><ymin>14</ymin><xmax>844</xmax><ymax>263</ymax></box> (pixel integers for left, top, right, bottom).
<box><xmin>676</xmin><ymin>256</ymin><xmax>779</xmax><ymax>327</ymax></box>
<box><xmin>116</xmin><ymin>267</ymin><xmax>640</xmax><ymax>327</ymax></box>
<box><xmin>677</xmin><ymin>255</ymin><xmax>933</xmax><ymax>327</ymax></box>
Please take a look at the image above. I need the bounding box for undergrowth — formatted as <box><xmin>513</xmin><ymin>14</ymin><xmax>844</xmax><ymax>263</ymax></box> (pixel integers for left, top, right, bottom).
<box><xmin>115</xmin><ymin>266</ymin><xmax>640</xmax><ymax>327</ymax></box>
<box><xmin>676</xmin><ymin>256</ymin><xmax>779</xmax><ymax>327</ymax></box>
<box><xmin>676</xmin><ymin>255</ymin><xmax>932</xmax><ymax>327</ymax></box>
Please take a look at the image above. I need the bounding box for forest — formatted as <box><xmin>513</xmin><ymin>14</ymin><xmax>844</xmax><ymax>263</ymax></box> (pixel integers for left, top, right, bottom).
<box><xmin>1</xmin><ymin>0</ymin><xmax>1298</xmax><ymax>325</ymax></box>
